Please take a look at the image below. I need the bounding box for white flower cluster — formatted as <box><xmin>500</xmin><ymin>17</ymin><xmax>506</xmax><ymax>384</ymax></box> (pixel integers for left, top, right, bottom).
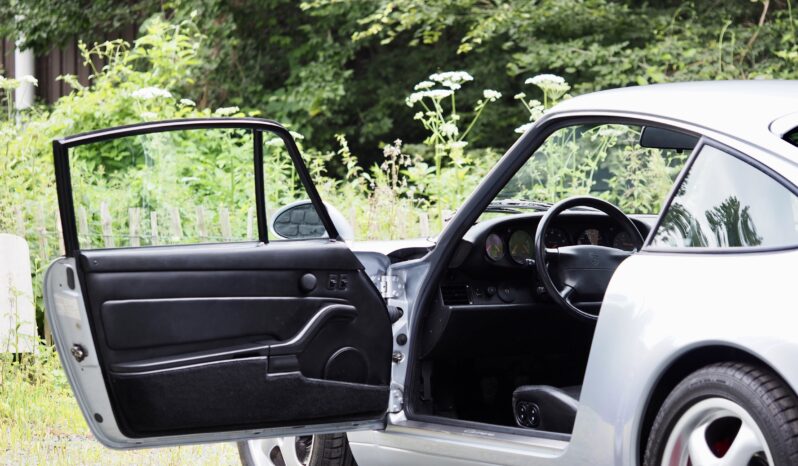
<box><xmin>406</xmin><ymin>71</ymin><xmax>475</xmax><ymax>107</ymax></box>
<box><xmin>482</xmin><ymin>89</ymin><xmax>502</xmax><ymax>102</ymax></box>
<box><xmin>213</xmin><ymin>106</ymin><xmax>240</xmax><ymax>116</ymax></box>
<box><xmin>406</xmin><ymin>89</ymin><xmax>453</xmax><ymax>106</ymax></box>
<box><xmin>0</xmin><ymin>74</ymin><xmax>38</xmax><ymax>90</ymax></box>
<box><xmin>525</xmin><ymin>73</ymin><xmax>570</xmax><ymax>100</ymax></box>
<box><xmin>514</xmin><ymin>123</ymin><xmax>534</xmax><ymax>134</ymax></box>
<box><xmin>524</xmin><ymin>74</ymin><xmax>565</xmax><ymax>86</ymax></box>
<box><xmin>131</xmin><ymin>87</ymin><xmax>172</xmax><ymax>100</ymax></box>
<box><xmin>429</xmin><ymin>71</ymin><xmax>474</xmax><ymax>90</ymax></box>
<box><xmin>440</xmin><ymin>122</ymin><xmax>459</xmax><ymax>137</ymax></box>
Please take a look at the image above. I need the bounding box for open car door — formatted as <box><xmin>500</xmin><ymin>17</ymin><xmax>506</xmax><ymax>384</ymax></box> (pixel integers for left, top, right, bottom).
<box><xmin>44</xmin><ymin>118</ymin><xmax>393</xmax><ymax>448</ymax></box>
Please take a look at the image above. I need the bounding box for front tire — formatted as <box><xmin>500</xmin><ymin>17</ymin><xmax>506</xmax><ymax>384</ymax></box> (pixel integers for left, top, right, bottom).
<box><xmin>238</xmin><ymin>433</ymin><xmax>356</xmax><ymax>466</ymax></box>
<box><xmin>643</xmin><ymin>362</ymin><xmax>798</xmax><ymax>466</ymax></box>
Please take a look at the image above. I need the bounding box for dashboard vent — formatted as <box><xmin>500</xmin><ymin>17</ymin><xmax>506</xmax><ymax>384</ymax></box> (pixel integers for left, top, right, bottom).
<box><xmin>441</xmin><ymin>284</ymin><xmax>470</xmax><ymax>306</ymax></box>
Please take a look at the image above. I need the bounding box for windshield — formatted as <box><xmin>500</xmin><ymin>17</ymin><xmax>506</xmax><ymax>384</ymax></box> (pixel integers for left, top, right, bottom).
<box><xmin>493</xmin><ymin>123</ymin><xmax>691</xmax><ymax>216</ymax></box>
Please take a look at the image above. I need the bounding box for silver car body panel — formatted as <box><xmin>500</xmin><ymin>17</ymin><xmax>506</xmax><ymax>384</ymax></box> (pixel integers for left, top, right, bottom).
<box><xmin>351</xmin><ymin>81</ymin><xmax>798</xmax><ymax>464</ymax></box>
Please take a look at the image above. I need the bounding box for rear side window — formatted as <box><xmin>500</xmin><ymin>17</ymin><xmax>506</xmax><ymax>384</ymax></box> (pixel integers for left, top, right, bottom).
<box><xmin>785</xmin><ymin>128</ymin><xmax>798</xmax><ymax>148</ymax></box>
<box><xmin>651</xmin><ymin>145</ymin><xmax>798</xmax><ymax>249</ymax></box>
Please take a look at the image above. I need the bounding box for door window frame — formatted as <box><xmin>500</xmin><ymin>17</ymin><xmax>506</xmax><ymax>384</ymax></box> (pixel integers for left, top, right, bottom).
<box><xmin>642</xmin><ymin>138</ymin><xmax>798</xmax><ymax>254</ymax></box>
<box><xmin>53</xmin><ymin>117</ymin><xmax>340</xmax><ymax>257</ymax></box>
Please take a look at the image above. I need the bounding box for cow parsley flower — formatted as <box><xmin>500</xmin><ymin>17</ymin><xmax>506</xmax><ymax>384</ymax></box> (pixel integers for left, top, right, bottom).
<box><xmin>525</xmin><ymin>74</ymin><xmax>570</xmax><ymax>100</ymax></box>
<box><xmin>132</xmin><ymin>87</ymin><xmax>172</xmax><ymax>100</ymax></box>
<box><xmin>406</xmin><ymin>89</ymin><xmax>454</xmax><ymax>107</ymax></box>
<box><xmin>430</xmin><ymin>71</ymin><xmax>474</xmax><ymax>90</ymax></box>
<box><xmin>483</xmin><ymin>89</ymin><xmax>502</xmax><ymax>102</ymax></box>
<box><xmin>414</xmin><ymin>80</ymin><xmax>435</xmax><ymax>90</ymax></box>
<box><xmin>213</xmin><ymin>106</ymin><xmax>240</xmax><ymax>116</ymax></box>
<box><xmin>515</xmin><ymin>122</ymin><xmax>534</xmax><ymax>134</ymax></box>
<box><xmin>425</xmin><ymin>89</ymin><xmax>453</xmax><ymax>99</ymax></box>
<box><xmin>440</xmin><ymin>122</ymin><xmax>459</xmax><ymax>137</ymax></box>
<box><xmin>430</xmin><ymin>71</ymin><xmax>474</xmax><ymax>84</ymax></box>
<box><xmin>525</xmin><ymin>74</ymin><xmax>565</xmax><ymax>86</ymax></box>
<box><xmin>19</xmin><ymin>75</ymin><xmax>38</xmax><ymax>86</ymax></box>
<box><xmin>179</xmin><ymin>98</ymin><xmax>196</xmax><ymax>107</ymax></box>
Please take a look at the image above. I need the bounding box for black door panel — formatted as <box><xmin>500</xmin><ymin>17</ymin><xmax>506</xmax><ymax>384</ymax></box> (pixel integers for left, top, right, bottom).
<box><xmin>111</xmin><ymin>360</ymin><xmax>389</xmax><ymax>435</ymax></box>
<box><xmin>77</xmin><ymin>240</ymin><xmax>392</xmax><ymax>437</ymax></box>
<box><xmin>49</xmin><ymin>119</ymin><xmax>392</xmax><ymax>446</ymax></box>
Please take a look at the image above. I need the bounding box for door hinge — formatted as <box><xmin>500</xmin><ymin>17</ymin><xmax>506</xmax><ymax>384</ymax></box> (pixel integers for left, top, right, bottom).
<box><xmin>379</xmin><ymin>274</ymin><xmax>404</xmax><ymax>299</ymax></box>
<box><xmin>71</xmin><ymin>344</ymin><xmax>87</xmax><ymax>362</ymax></box>
<box><xmin>389</xmin><ymin>384</ymin><xmax>404</xmax><ymax>413</ymax></box>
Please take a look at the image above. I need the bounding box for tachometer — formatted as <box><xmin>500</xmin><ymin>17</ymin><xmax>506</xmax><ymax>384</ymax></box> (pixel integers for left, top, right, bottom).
<box><xmin>509</xmin><ymin>230</ymin><xmax>534</xmax><ymax>264</ymax></box>
<box><xmin>485</xmin><ymin>233</ymin><xmax>505</xmax><ymax>261</ymax></box>
<box><xmin>577</xmin><ymin>228</ymin><xmax>604</xmax><ymax>246</ymax></box>
<box><xmin>544</xmin><ymin>227</ymin><xmax>570</xmax><ymax>248</ymax></box>
<box><xmin>612</xmin><ymin>231</ymin><xmax>636</xmax><ymax>251</ymax></box>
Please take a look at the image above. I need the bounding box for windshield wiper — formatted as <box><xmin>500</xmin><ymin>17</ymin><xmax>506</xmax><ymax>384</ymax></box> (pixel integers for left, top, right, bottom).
<box><xmin>485</xmin><ymin>199</ymin><xmax>553</xmax><ymax>214</ymax></box>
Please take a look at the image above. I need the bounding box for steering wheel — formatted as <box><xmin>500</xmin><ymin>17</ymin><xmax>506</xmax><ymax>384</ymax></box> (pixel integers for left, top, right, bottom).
<box><xmin>534</xmin><ymin>196</ymin><xmax>644</xmax><ymax>322</ymax></box>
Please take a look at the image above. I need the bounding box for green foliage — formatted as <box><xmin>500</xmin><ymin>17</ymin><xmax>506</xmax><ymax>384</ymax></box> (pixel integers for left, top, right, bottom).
<box><xmin>7</xmin><ymin>0</ymin><xmax>797</xmax><ymax>159</ymax></box>
<box><xmin>0</xmin><ymin>0</ymin><xmax>160</xmax><ymax>54</ymax></box>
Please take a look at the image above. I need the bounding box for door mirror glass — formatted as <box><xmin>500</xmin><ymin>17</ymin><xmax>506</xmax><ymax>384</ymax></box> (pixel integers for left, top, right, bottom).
<box><xmin>271</xmin><ymin>200</ymin><xmax>354</xmax><ymax>241</ymax></box>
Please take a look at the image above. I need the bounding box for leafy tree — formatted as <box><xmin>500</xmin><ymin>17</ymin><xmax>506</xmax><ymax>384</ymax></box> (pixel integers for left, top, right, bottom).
<box><xmin>0</xmin><ymin>0</ymin><xmax>160</xmax><ymax>53</ymax></box>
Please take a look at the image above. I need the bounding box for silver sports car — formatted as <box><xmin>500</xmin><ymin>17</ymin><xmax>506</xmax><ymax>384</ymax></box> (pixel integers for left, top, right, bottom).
<box><xmin>45</xmin><ymin>81</ymin><xmax>798</xmax><ymax>466</ymax></box>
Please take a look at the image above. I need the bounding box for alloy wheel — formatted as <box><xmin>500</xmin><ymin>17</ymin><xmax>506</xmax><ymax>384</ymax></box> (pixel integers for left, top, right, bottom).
<box><xmin>661</xmin><ymin>397</ymin><xmax>772</xmax><ymax>466</ymax></box>
<box><xmin>244</xmin><ymin>436</ymin><xmax>315</xmax><ymax>466</ymax></box>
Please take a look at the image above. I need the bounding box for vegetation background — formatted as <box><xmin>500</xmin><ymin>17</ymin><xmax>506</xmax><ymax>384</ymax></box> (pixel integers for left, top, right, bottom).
<box><xmin>0</xmin><ymin>0</ymin><xmax>796</xmax><ymax>463</ymax></box>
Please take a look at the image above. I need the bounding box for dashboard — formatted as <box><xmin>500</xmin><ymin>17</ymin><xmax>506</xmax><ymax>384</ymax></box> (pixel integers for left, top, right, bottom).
<box><xmin>416</xmin><ymin>211</ymin><xmax>658</xmax><ymax>358</ymax></box>
<box><xmin>443</xmin><ymin>211</ymin><xmax>656</xmax><ymax>306</ymax></box>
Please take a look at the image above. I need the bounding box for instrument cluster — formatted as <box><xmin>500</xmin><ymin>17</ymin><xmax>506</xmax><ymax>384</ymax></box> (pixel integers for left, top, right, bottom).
<box><xmin>484</xmin><ymin>223</ymin><xmax>637</xmax><ymax>265</ymax></box>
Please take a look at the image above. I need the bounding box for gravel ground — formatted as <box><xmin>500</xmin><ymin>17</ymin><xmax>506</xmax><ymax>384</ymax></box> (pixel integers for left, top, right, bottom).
<box><xmin>0</xmin><ymin>429</ymin><xmax>240</xmax><ymax>465</ymax></box>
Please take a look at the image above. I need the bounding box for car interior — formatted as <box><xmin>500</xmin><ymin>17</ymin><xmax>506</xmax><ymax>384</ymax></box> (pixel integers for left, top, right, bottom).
<box><xmin>408</xmin><ymin>212</ymin><xmax>655</xmax><ymax>433</ymax></box>
<box><xmin>405</xmin><ymin>124</ymin><xmax>699</xmax><ymax>436</ymax></box>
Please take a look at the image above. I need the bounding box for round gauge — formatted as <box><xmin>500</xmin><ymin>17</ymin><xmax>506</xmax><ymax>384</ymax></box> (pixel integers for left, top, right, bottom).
<box><xmin>612</xmin><ymin>231</ymin><xmax>637</xmax><ymax>251</ymax></box>
<box><xmin>577</xmin><ymin>228</ymin><xmax>604</xmax><ymax>246</ymax></box>
<box><xmin>544</xmin><ymin>227</ymin><xmax>570</xmax><ymax>248</ymax></box>
<box><xmin>485</xmin><ymin>233</ymin><xmax>505</xmax><ymax>261</ymax></box>
<box><xmin>509</xmin><ymin>230</ymin><xmax>534</xmax><ymax>264</ymax></box>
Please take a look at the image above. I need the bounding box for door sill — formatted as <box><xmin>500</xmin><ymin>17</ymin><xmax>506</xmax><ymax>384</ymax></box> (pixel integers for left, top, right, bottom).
<box><xmin>398</xmin><ymin>413</ymin><xmax>571</xmax><ymax>444</ymax></box>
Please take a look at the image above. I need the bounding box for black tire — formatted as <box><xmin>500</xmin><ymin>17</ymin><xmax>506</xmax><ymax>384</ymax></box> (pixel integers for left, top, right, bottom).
<box><xmin>238</xmin><ymin>433</ymin><xmax>356</xmax><ymax>466</ymax></box>
<box><xmin>643</xmin><ymin>362</ymin><xmax>798</xmax><ymax>466</ymax></box>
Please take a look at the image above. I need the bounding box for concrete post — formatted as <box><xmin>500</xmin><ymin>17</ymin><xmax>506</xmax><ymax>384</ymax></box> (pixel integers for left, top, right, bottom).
<box><xmin>14</xmin><ymin>17</ymin><xmax>35</xmax><ymax>110</ymax></box>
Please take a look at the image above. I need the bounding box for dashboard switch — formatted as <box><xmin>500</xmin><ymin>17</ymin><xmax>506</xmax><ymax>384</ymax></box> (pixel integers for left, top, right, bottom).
<box><xmin>498</xmin><ymin>284</ymin><xmax>515</xmax><ymax>303</ymax></box>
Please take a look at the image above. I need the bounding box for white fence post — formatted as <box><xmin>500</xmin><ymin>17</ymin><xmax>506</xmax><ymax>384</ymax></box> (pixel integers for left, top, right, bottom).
<box><xmin>0</xmin><ymin>234</ymin><xmax>37</xmax><ymax>352</ymax></box>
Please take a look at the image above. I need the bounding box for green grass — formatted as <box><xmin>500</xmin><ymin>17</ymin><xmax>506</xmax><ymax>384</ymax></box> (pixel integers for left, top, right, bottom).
<box><xmin>0</xmin><ymin>343</ymin><xmax>240</xmax><ymax>465</ymax></box>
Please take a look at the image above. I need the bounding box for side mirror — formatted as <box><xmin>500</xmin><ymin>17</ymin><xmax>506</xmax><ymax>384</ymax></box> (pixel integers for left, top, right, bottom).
<box><xmin>270</xmin><ymin>200</ymin><xmax>354</xmax><ymax>241</ymax></box>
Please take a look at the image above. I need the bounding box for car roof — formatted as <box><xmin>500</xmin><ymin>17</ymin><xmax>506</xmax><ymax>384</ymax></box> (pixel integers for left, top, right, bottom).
<box><xmin>549</xmin><ymin>80</ymin><xmax>798</xmax><ymax>154</ymax></box>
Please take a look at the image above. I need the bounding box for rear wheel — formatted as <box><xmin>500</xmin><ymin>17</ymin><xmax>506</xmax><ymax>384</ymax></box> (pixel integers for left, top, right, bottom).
<box><xmin>643</xmin><ymin>362</ymin><xmax>798</xmax><ymax>466</ymax></box>
<box><xmin>238</xmin><ymin>433</ymin><xmax>356</xmax><ymax>466</ymax></box>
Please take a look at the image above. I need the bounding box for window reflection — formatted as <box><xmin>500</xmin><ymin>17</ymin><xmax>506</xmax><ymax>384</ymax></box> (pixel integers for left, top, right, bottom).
<box><xmin>652</xmin><ymin>145</ymin><xmax>798</xmax><ymax>249</ymax></box>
